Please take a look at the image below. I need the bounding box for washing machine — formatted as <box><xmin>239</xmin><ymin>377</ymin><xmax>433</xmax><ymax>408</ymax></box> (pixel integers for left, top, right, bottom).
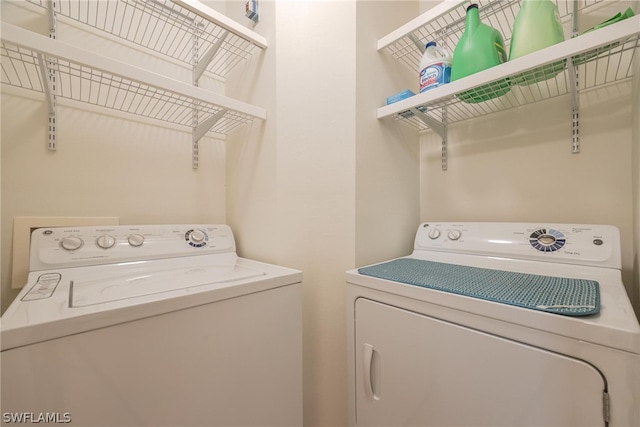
<box><xmin>346</xmin><ymin>222</ymin><xmax>640</xmax><ymax>427</ymax></box>
<box><xmin>1</xmin><ymin>224</ymin><xmax>302</xmax><ymax>426</ymax></box>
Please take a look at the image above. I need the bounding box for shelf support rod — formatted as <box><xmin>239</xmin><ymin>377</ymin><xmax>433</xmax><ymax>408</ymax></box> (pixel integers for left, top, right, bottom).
<box><xmin>439</xmin><ymin>28</ymin><xmax>448</xmax><ymax>170</ymax></box>
<box><xmin>568</xmin><ymin>60</ymin><xmax>580</xmax><ymax>153</ymax></box>
<box><xmin>192</xmin><ymin>102</ymin><xmax>200</xmax><ymax>169</ymax></box>
<box><xmin>43</xmin><ymin>0</ymin><xmax>57</xmax><ymax>151</ymax></box>
<box><xmin>569</xmin><ymin>0</ymin><xmax>580</xmax><ymax>154</ymax></box>
<box><xmin>441</xmin><ymin>106</ymin><xmax>448</xmax><ymax>171</ymax></box>
<box><xmin>192</xmin><ymin>21</ymin><xmax>201</xmax><ymax>168</ymax></box>
<box><xmin>194</xmin><ymin>30</ymin><xmax>228</xmax><ymax>83</ymax></box>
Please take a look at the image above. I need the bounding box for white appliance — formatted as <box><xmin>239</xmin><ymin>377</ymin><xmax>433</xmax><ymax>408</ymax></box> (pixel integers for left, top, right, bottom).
<box><xmin>346</xmin><ymin>222</ymin><xmax>640</xmax><ymax>427</ymax></box>
<box><xmin>1</xmin><ymin>224</ymin><xmax>302</xmax><ymax>426</ymax></box>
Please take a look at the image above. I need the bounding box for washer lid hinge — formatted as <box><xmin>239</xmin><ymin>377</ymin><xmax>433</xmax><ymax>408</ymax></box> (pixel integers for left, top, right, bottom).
<box><xmin>602</xmin><ymin>391</ymin><xmax>610</xmax><ymax>425</ymax></box>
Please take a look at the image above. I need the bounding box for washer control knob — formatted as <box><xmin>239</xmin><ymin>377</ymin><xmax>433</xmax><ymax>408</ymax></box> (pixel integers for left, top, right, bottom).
<box><xmin>96</xmin><ymin>234</ymin><xmax>116</xmax><ymax>249</ymax></box>
<box><xmin>186</xmin><ymin>229</ymin><xmax>208</xmax><ymax>247</ymax></box>
<box><xmin>60</xmin><ymin>236</ymin><xmax>83</xmax><ymax>251</ymax></box>
<box><xmin>128</xmin><ymin>234</ymin><xmax>145</xmax><ymax>247</ymax></box>
<box><xmin>427</xmin><ymin>228</ymin><xmax>441</xmax><ymax>239</ymax></box>
<box><xmin>448</xmin><ymin>229</ymin><xmax>462</xmax><ymax>240</ymax></box>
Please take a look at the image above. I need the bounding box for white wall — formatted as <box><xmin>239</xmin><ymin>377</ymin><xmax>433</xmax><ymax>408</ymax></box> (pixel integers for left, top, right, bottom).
<box><xmin>356</xmin><ymin>1</ymin><xmax>420</xmax><ymax>268</ymax></box>
<box><xmin>228</xmin><ymin>1</ymin><xmax>357</xmax><ymax>424</ymax></box>
<box><xmin>632</xmin><ymin>17</ymin><xmax>640</xmax><ymax>318</ymax></box>
<box><xmin>226</xmin><ymin>1</ymin><xmax>418</xmax><ymax>425</ymax></box>
<box><xmin>226</xmin><ymin>1</ymin><xmax>356</xmax><ymax>425</ymax></box>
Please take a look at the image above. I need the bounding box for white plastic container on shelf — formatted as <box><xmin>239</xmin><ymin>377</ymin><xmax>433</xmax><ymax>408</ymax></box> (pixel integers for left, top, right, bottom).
<box><xmin>418</xmin><ymin>41</ymin><xmax>452</xmax><ymax>93</ymax></box>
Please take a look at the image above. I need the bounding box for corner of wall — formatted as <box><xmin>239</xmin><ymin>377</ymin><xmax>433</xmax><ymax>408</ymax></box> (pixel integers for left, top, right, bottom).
<box><xmin>631</xmin><ymin>33</ymin><xmax>640</xmax><ymax>318</ymax></box>
<box><xmin>355</xmin><ymin>1</ymin><xmax>420</xmax><ymax>267</ymax></box>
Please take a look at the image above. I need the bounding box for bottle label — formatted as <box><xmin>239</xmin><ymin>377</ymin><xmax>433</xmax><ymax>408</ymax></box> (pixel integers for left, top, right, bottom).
<box><xmin>419</xmin><ymin>62</ymin><xmax>451</xmax><ymax>93</ymax></box>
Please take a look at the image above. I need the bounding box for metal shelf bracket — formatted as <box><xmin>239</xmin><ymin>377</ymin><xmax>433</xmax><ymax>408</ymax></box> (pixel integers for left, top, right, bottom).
<box><xmin>194</xmin><ymin>31</ymin><xmax>229</xmax><ymax>84</ymax></box>
<box><xmin>194</xmin><ymin>109</ymin><xmax>228</xmax><ymax>142</ymax></box>
<box><xmin>192</xmin><ymin>108</ymin><xmax>228</xmax><ymax>169</ymax></box>
<box><xmin>441</xmin><ymin>106</ymin><xmax>448</xmax><ymax>171</ymax></box>
<box><xmin>568</xmin><ymin>59</ymin><xmax>580</xmax><ymax>153</ymax></box>
<box><xmin>36</xmin><ymin>53</ymin><xmax>57</xmax><ymax>151</ymax></box>
<box><xmin>44</xmin><ymin>0</ymin><xmax>57</xmax><ymax>151</ymax></box>
<box><xmin>411</xmin><ymin>107</ymin><xmax>448</xmax><ymax>170</ymax></box>
<box><xmin>192</xmin><ymin>101</ymin><xmax>199</xmax><ymax>169</ymax></box>
<box><xmin>410</xmin><ymin>108</ymin><xmax>445</xmax><ymax>136</ymax></box>
<box><xmin>569</xmin><ymin>1</ymin><xmax>580</xmax><ymax>154</ymax></box>
<box><xmin>190</xmin><ymin>20</ymin><xmax>228</xmax><ymax>169</ymax></box>
<box><xmin>192</xmin><ymin>137</ymin><xmax>199</xmax><ymax>169</ymax></box>
<box><xmin>190</xmin><ymin>19</ymin><xmax>229</xmax><ymax>168</ymax></box>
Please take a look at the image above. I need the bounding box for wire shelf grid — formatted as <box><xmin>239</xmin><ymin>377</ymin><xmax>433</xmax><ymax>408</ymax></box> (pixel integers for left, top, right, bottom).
<box><xmin>379</xmin><ymin>0</ymin><xmax>637</xmax><ymax>133</ymax></box>
<box><xmin>26</xmin><ymin>0</ymin><xmax>260</xmax><ymax>79</ymax></box>
<box><xmin>1</xmin><ymin>38</ymin><xmax>254</xmax><ymax>136</ymax></box>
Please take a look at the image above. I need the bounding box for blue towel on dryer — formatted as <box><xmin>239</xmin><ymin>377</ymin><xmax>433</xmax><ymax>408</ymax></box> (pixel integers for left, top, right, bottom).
<box><xmin>358</xmin><ymin>258</ymin><xmax>600</xmax><ymax>316</ymax></box>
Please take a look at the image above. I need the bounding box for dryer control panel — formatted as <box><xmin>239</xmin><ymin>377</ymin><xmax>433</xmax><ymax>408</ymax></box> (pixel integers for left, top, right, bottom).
<box><xmin>29</xmin><ymin>224</ymin><xmax>236</xmax><ymax>271</ymax></box>
<box><xmin>415</xmin><ymin>222</ymin><xmax>621</xmax><ymax>269</ymax></box>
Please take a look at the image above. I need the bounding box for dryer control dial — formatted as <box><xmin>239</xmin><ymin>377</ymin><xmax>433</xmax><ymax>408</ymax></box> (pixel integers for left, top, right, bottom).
<box><xmin>529</xmin><ymin>228</ymin><xmax>566</xmax><ymax>252</ymax></box>
<box><xmin>60</xmin><ymin>236</ymin><xmax>83</xmax><ymax>251</ymax></box>
<box><xmin>427</xmin><ymin>228</ymin><xmax>441</xmax><ymax>239</ymax></box>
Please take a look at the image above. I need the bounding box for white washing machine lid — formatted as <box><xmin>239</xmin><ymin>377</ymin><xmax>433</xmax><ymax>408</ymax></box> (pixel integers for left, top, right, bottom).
<box><xmin>1</xmin><ymin>254</ymin><xmax>302</xmax><ymax>351</ymax></box>
<box><xmin>69</xmin><ymin>262</ymin><xmax>265</xmax><ymax>308</ymax></box>
<box><xmin>347</xmin><ymin>251</ymin><xmax>640</xmax><ymax>355</ymax></box>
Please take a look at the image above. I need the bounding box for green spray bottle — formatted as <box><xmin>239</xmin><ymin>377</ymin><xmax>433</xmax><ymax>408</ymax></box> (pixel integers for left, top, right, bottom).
<box><xmin>509</xmin><ymin>0</ymin><xmax>566</xmax><ymax>85</ymax></box>
<box><xmin>451</xmin><ymin>4</ymin><xmax>510</xmax><ymax>103</ymax></box>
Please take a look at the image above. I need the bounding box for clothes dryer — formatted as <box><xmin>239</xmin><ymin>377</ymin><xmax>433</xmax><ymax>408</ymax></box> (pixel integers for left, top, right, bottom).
<box><xmin>346</xmin><ymin>222</ymin><xmax>640</xmax><ymax>427</ymax></box>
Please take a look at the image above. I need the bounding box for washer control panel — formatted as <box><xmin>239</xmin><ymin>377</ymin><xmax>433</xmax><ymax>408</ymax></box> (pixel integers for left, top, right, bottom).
<box><xmin>415</xmin><ymin>222</ymin><xmax>621</xmax><ymax>269</ymax></box>
<box><xmin>30</xmin><ymin>224</ymin><xmax>235</xmax><ymax>271</ymax></box>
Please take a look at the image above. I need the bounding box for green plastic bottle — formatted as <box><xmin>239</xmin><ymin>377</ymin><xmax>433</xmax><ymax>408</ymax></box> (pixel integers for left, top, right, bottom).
<box><xmin>451</xmin><ymin>4</ymin><xmax>510</xmax><ymax>103</ymax></box>
<box><xmin>509</xmin><ymin>0</ymin><xmax>565</xmax><ymax>85</ymax></box>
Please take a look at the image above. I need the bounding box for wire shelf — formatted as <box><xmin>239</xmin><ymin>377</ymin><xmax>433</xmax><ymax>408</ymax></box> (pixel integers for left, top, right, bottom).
<box><xmin>26</xmin><ymin>0</ymin><xmax>266</xmax><ymax>79</ymax></box>
<box><xmin>377</xmin><ymin>0</ymin><xmax>639</xmax><ymax>133</ymax></box>
<box><xmin>1</xmin><ymin>23</ymin><xmax>265</xmax><ymax>137</ymax></box>
<box><xmin>389</xmin><ymin>33</ymin><xmax>639</xmax><ymax>131</ymax></box>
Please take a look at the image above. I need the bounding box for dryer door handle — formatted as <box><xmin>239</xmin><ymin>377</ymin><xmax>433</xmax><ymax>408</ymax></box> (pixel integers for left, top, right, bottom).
<box><xmin>363</xmin><ymin>343</ymin><xmax>381</xmax><ymax>401</ymax></box>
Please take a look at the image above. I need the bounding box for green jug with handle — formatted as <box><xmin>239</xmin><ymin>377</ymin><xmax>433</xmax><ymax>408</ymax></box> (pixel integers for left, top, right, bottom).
<box><xmin>451</xmin><ymin>3</ymin><xmax>510</xmax><ymax>103</ymax></box>
<box><xmin>509</xmin><ymin>0</ymin><xmax>566</xmax><ymax>85</ymax></box>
